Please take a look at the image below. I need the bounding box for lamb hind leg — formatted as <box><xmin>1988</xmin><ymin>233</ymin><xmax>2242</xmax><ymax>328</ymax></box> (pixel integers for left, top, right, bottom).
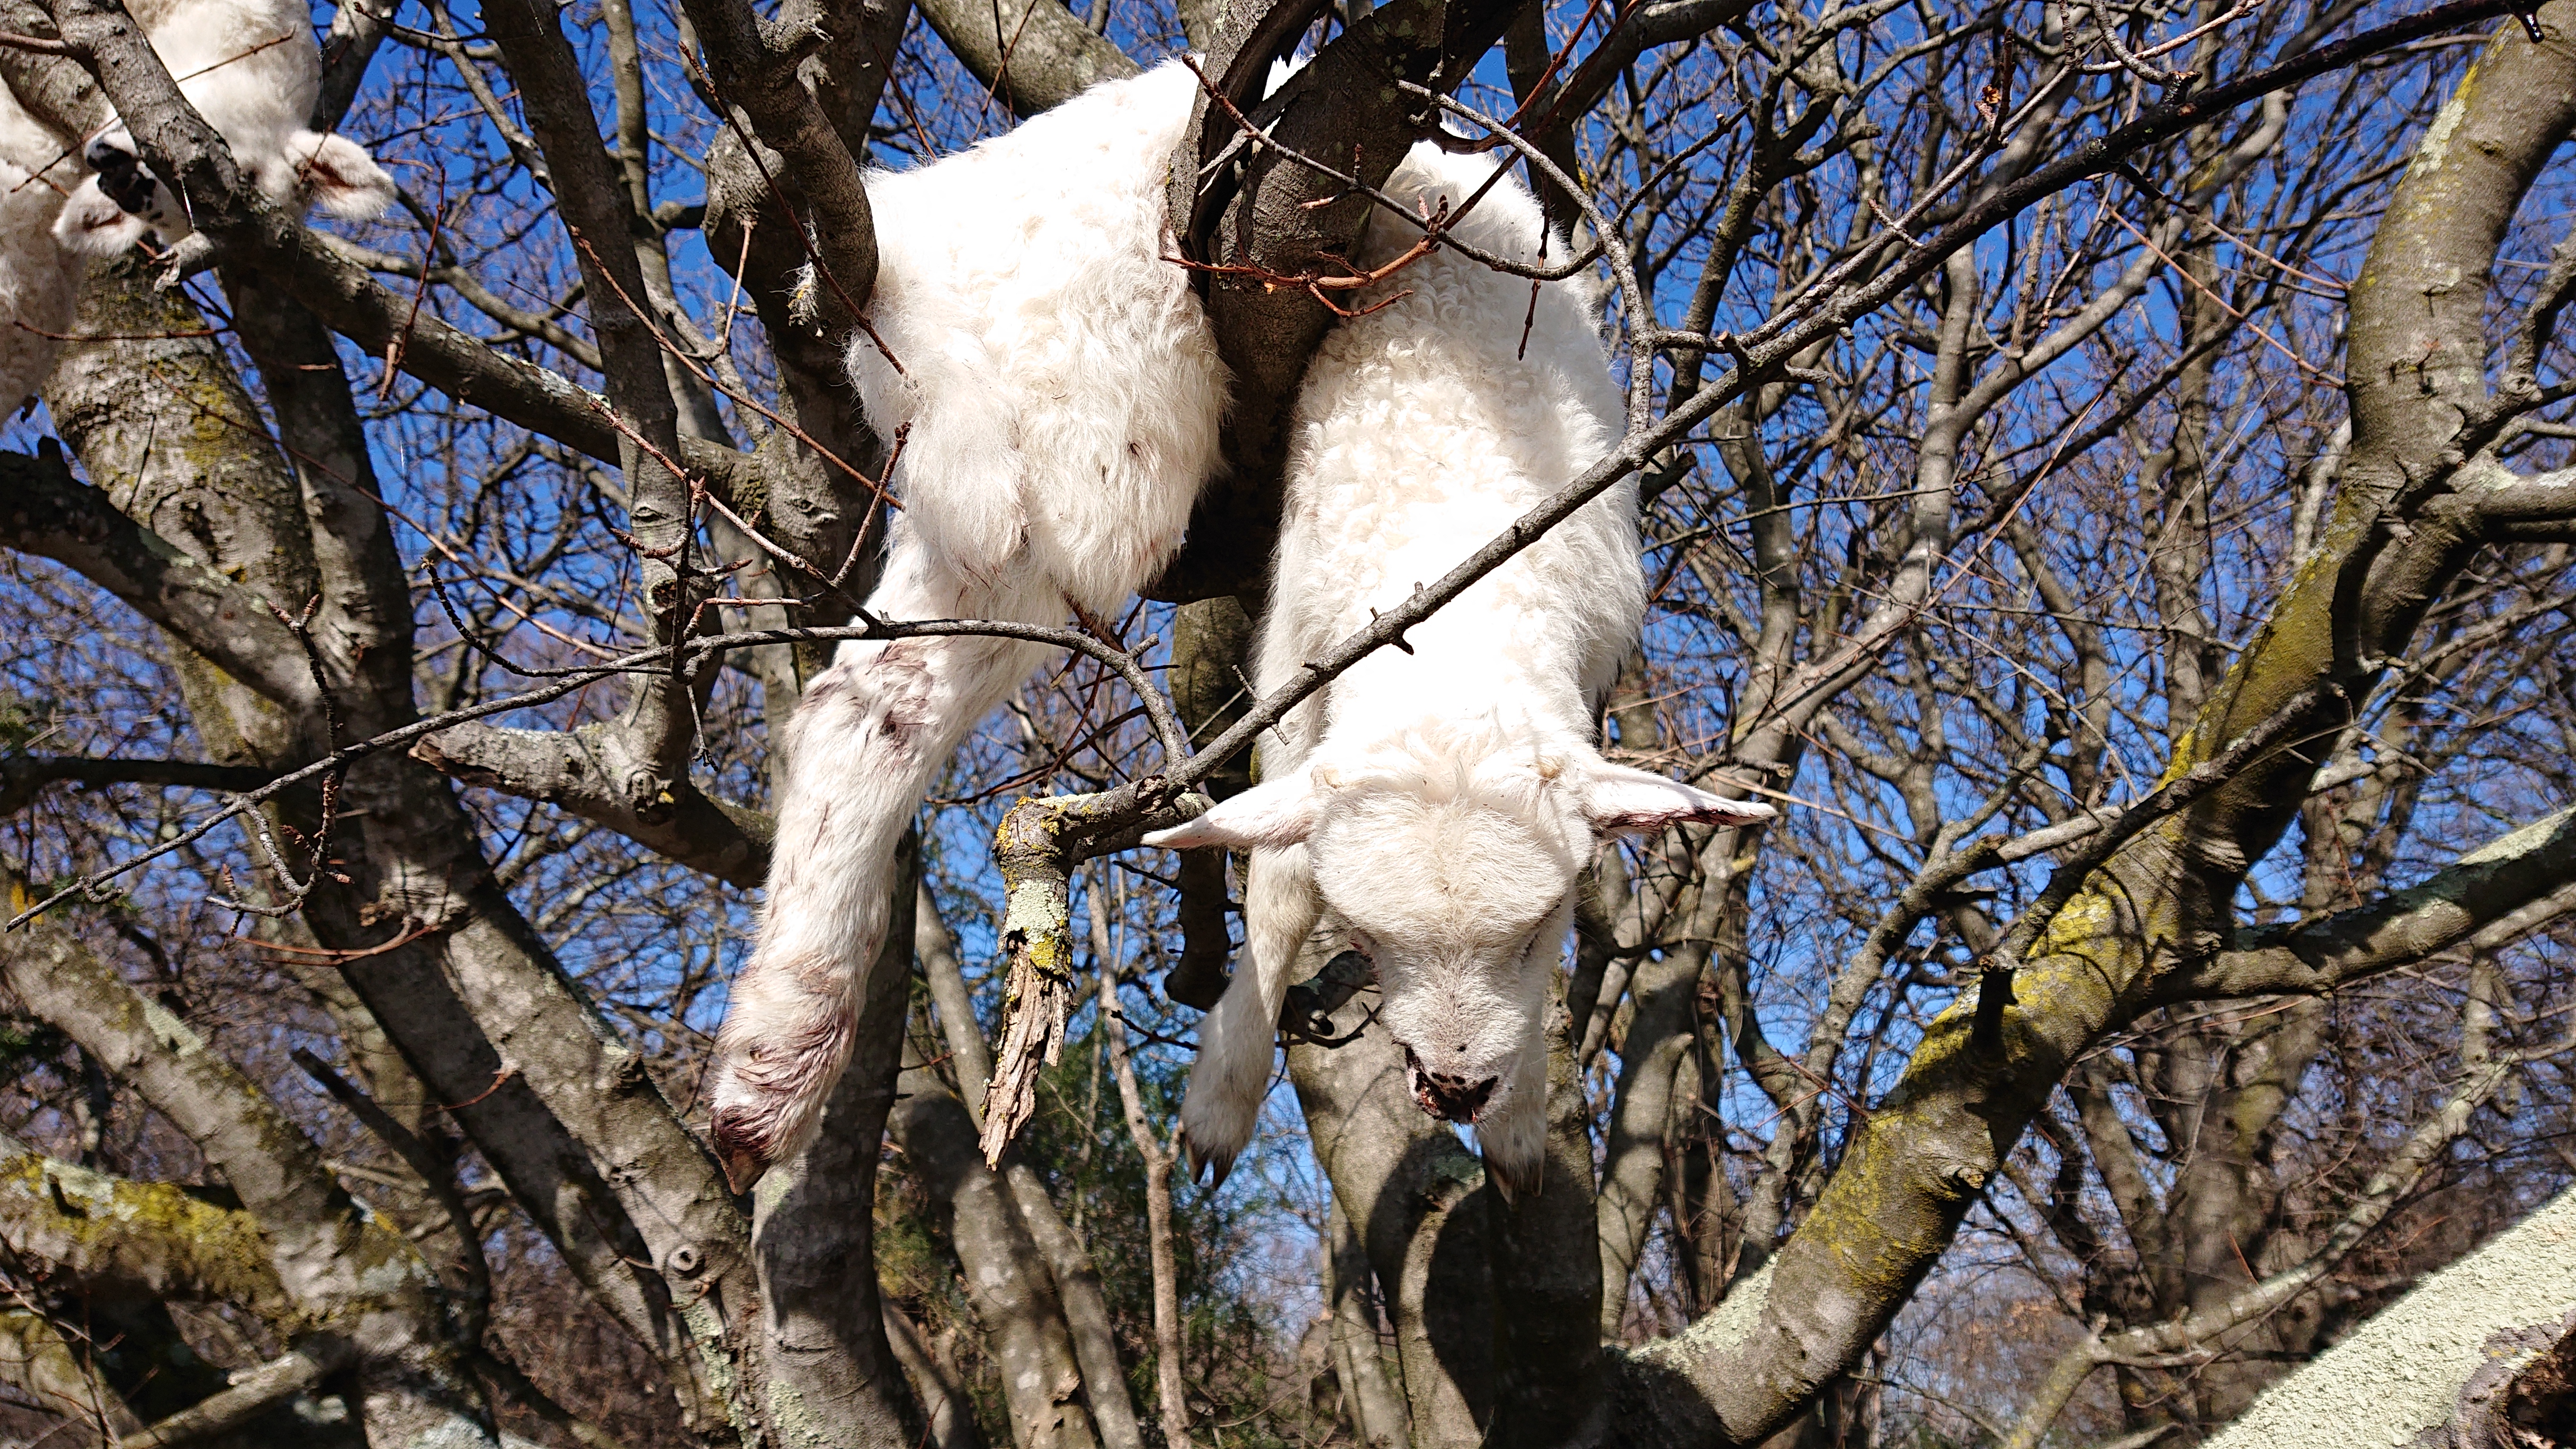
<box><xmin>1178</xmin><ymin>843</ymin><xmax>1318</xmax><ymax>1189</ymax></box>
<box><xmin>709</xmin><ymin>566</ymin><xmax>1049</xmax><ymax>1188</ymax></box>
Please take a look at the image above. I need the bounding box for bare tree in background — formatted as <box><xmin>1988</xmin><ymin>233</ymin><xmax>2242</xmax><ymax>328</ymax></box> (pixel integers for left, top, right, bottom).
<box><xmin>1</xmin><ymin>0</ymin><xmax>2575</xmax><ymax>1444</ymax></box>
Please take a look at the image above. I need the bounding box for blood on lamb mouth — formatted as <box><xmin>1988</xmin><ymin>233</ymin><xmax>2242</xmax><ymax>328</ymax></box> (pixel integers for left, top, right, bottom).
<box><xmin>1400</xmin><ymin>1044</ymin><xmax>1498</xmax><ymax>1124</ymax></box>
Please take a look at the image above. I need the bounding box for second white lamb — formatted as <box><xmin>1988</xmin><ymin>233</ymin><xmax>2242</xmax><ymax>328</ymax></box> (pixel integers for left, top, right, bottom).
<box><xmin>1145</xmin><ymin>142</ymin><xmax>1776</xmax><ymax>1195</ymax></box>
<box><xmin>706</xmin><ymin>61</ymin><xmax>1230</xmax><ymax>1184</ymax></box>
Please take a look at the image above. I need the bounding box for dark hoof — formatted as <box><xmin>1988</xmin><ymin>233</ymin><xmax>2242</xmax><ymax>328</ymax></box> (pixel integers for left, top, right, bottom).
<box><xmin>1485</xmin><ymin>1156</ymin><xmax>1540</xmax><ymax>1205</ymax></box>
<box><xmin>1181</xmin><ymin>1132</ymin><xmax>1236</xmax><ymax>1192</ymax></box>
<box><xmin>711</xmin><ymin>1108</ymin><xmax>772</xmax><ymax>1194</ymax></box>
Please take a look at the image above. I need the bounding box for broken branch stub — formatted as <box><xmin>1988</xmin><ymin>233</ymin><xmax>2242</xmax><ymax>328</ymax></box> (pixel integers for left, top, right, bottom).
<box><xmin>979</xmin><ymin>780</ymin><xmax>1209</xmax><ymax>1165</ymax></box>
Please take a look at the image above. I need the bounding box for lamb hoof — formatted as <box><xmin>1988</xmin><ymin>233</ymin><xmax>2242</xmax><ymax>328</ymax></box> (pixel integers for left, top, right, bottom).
<box><xmin>1181</xmin><ymin>1132</ymin><xmax>1236</xmax><ymax>1192</ymax></box>
<box><xmin>1484</xmin><ymin>1156</ymin><xmax>1540</xmax><ymax>1206</ymax></box>
<box><xmin>711</xmin><ymin>1108</ymin><xmax>773</xmax><ymax>1194</ymax></box>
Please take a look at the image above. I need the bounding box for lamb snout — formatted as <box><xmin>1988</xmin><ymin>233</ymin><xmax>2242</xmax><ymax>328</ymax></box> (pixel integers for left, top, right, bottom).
<box><xmin>84</xmin><ymin>139</ymin><xmax>154</xmax><ymax>216</ymax></box>
<box><xmin>1401</xmin><ymin>1043</ymin><xmax>1498</xmax><ymax>1123</ymax></box>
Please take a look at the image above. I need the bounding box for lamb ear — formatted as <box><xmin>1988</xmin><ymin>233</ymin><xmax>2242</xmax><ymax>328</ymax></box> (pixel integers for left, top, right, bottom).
<box><xmin>1141</xmin><ymin>770</ymin><xmax>1319</xmax><ymax>850</ymax></box>
<box><xmin>1581</xmin><ymin>761</ymin><xmax>1776</xmax><ymax>836</ymax></box>
<box><xmin>290</xmin><ymin>131</ymin><xmax>397</xmax><ymax>219</ymax></box>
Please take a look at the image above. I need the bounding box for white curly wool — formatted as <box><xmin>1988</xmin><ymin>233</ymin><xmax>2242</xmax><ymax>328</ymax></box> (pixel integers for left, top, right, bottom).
<box><xmin>708</xmin><ymin>61</ymin><xmax>1229</xmax><ymax>1180</ymax></box>
<box><xmin>52</xmin><ymin>0</ymin><xmax>395</xmax><ymax>257</ymax></box>
<box><xmin>1143</xmin><ymin>144</ymin><xmax>1775</xmax><ymax>1195</ymax></box>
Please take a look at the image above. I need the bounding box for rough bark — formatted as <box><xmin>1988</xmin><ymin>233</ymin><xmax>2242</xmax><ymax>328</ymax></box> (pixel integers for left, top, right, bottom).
<box><xmin>887</xmin><ymin>1086</ymin><xmax>1102</xmax><ymax>1449</ymax></box>
<box><xmin>0</xmin><ymin>1308</ymin><xmax>142</xmax><ymax>1445</ymax></box>
<box><xmin>922</xmin><ymin>882</ymin><xmax>1143</xmax><ymax>1449</ymax></box>
<box><xmin>1001</xmin><ymin>1164</ymin><xmax>1147</xmax><ymax>1449</ymax></box>
<box><xmin>908</xmin><ymin>0</ymin><xmax>1138</xmax><ymax>117</ymax></box>
<box><xmin>2202</xmin><ymin>1186</ymin><xmax>2576</xmax><ymax>1448</ymax></box>
<box><xmin>1152</xmin><ymin>0</ymin><xmax>1539</xmax><ymax>603</ymax></box>
<box><xmin>1486</xmin><ymin>995</ymin><xmax>1607</xmax><ymax>1447</ymax></box>
<box><xmin>1324</xmin><ymin>1197</ymin><xmax>1408</xmax><ymax>1448</ymax></box>
<box><xmin>887</xmin><ymin>1301</ymin><xmax>987</xmax><ymax>1449</ymax></box>
<box><xmin>0</xmin><ymin>874</ymin><xmax>492</xmax><ymax>1446</ymax></box>
<box><xmin>412</xmin><ymin>722</ymin><xmax>774</xmax><ymax>888</ymax></box>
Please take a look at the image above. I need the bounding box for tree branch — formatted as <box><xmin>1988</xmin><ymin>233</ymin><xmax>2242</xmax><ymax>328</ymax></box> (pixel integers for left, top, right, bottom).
<box><xmin>0</xmin><ymin>755</ymin><xmax>279</xmax><ymax>816</ymax></box>
<box><xmin>0</xmin><ymin>450</ymin><xmax>319</xmax><ymax>709</ymax></box>
<box><xmin>1610</xmin><ymin>10</ymin><xmax>2576</xmax><ymax>1439</ymax></box>
<box><xmin>910</xmin><ymin>0</ymin><xmax>1137</xmax><ymax>117</ymax></box>
<box><xmin>411</xmin><ymin>723</ymin><xmax>773</xmax><ymax>888</ymax></box>
<box><xmin>2180</xmin><ymin>806</ymin><xmax>2576</xmax><ymax>999</ymax></box>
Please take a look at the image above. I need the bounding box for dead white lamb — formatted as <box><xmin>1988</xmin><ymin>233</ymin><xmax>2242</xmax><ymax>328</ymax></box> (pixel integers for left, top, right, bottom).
<box><xmin>707</xmin><ymin>60</ymin><xmax>1228</xmax><ymax>1184</ymax></box>
<box><xmin>0</xmin><ymin>0</ymin><xmax>395</xmax><ymax>416</ymax></box>
<box><xmin>1142</xmin><ymin>144</ymin><xmax>1776</xmax><ymax>1195</ymax></box>
<box><xmin>0</xmin><ymin>80</ymin><xmax>85</xmax><ymax>417</ymax></box>
<box><xmin>52</xmin><ymin>0</ymin><xmax>396</xmax><ymax>257</ymax></box>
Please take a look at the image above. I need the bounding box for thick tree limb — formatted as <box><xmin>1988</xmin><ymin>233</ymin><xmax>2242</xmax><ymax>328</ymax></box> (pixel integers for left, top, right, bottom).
<box><xmin>1486</xmin><ymin>996</ymin><xmax>1608</xmax><ymax>1447</ymax></box>
<box><xmin>5</xmin><ymin>79</ymin><xmax>755</xmax><ymax>1436</ymax></box>
<box><xmin>923</xmin><ymin>881</ymin><xmax>1139</xmax><ymax>1447</ymax></box>
<box><xmin>0</xmin><ymin>1309</ymin><xmax>141</xmax><ymax>1444</ymax></box>
<box><xmin>0</xmin><ymin>1149</ymin><xmax>369</xmax><ymax>1445</ymax></box>
<box><xmin>910</xmin><ymin>0</ymin><xmax>1137</xmax><ymax>117</ymax></box>
<box><xmin>1154</xmin><ymin>0</ymin><xmax>1535</xmax><ymax>603</ymax></box>
<box><xmin>695</xmin><ymin>0</ymin><xmax>908</xmax><ymax>640</ymax></box>
<box><xmin>918</xmin><ymin>882</ymin><xmax>996</xmax><ymax>1116</ymax></box>
<box><xmin>319</xmin><ymin>920</ymin><xmax>730</xmax><ymax>1428</ymax></box>
<box><xmin>888</xmin><ymin>1084</ymin><xmax>1103</xmax><ymax>1449</ymax></box>
<box><xmin>675</xmin><ymin>0</ymin><xmax>876</xmax><ymax>334</ymax></box>
<box><xmin>312</xmin><ymin>0</ymin><xmax>390</xmax><ymax>130</ymax></box>
<box><xmin>0</xmin><ymin>872</ymin><xmax>493</xmax><ymax>1444</ymax></box>
<box><xmin>45</xmin><ymin>0</ymin><xmax>757</xmax><ymax>506</ymax></box>
<box><xmin>1324</xmin><ymin>1197</ymin><xmax>1409</xmax><ymax>1447</ymax></box>
<box><xmin>0</xmin><ymin>756</ymin><xmax>279</xmax><ymax>816</ymax></box>
<box><xmin>2180</xmin><ymin>806</ymin><xmax>2576</xmax><ymax>999</ymax></box>
<box><xmin>478</xmin><ymin>0</ymin><xmax>694</xmax><ymax>795</ymax></box>
<box><xmin>0</xmin><ymin>872</ymin><xmax>431</xmax><ymax>1320</ymax></box>
<box><xmin>2201</xmin><ymin>1186</ymin><xmax>2576</xmax><ymax>1447</ymax></box>
<box><xmin>747</xmin><ymin>834</ymin><xmax>923</xmax><ymax>1449</ymax></box>
<box><xmin>222</xmin><ymin>273</ymin><xmax>422</xmax><ymax>734</ymax></box>
<box><xmin>884</xmin><ymin>1302</ymin><xmax>984</xmax><ymax>1449</ymax></box>
<box><xmin>0</xmin><ymin>1146</ymin><xmax>293</xmax><ymax>1322</ymax></box>
<box><xmin>0</xmin><ymin>450</ymin><xmax>318</xmax><ymax>709</ymax></box>
<box><xmin>412</xmin><ymin>723</ymin><xmax>774</xmax><ymax>888</ymax></box>
<box><xmin>121</xmin><ymin>1341</ymin><xmax>357</xmax><ymax>1449</ymax></box>
<box><xmin>2001</xmin><ymin>966</ymin><xmax>2534</xmax><ymax>1448</ymax></box>
<box><xmin>1287</xmin><ymin>969</ymin><xmax>1493</xmax><ymax>1447</ymax></box>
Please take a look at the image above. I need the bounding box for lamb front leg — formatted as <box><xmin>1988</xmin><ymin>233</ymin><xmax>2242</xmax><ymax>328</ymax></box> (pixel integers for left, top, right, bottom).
<box><xmin>1479</xmin><ymin>902</ymin><xmax>1575</xmax><ymax>1202</ymax></box>
<box><xmin>1177</xmin><ymin>842</ymin><xmax>1318</xmax><ymax>1188</ymax></box>
<box><xmin>1474</xmin><ymin>1046</ymin><xmax>1549</xmax><ymax>1203</ymax></box>
<box><xmin>709</xmin><ymin>562</ymin><xmax>1046</xmax><ymax>1188</ymax></box>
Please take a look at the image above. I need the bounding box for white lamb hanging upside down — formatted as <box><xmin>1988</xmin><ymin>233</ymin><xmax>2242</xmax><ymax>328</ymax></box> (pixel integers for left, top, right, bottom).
<box><xmin>0</xmin><ymin>0</ymin><xmax>396</xmax><ymax>417</ymax></box>
<box><xmin>0</xmin><ymin>83</ymin><xmax>86</xmax><ymax>418</ymax></box>
<box><xmin>1143</xmin><ymin>144</ymin><xmax>1777</xmax><ymax>1196</ymax></box>
<box><xmin>707</xmin><ymin>61</ymin><xmax>1229</xmax><ymax>1184</ymax></box>
<box><xmin>51</xmin><ymin>0</ymin><xmax>396</xmax><ymax>257</ymax></box>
